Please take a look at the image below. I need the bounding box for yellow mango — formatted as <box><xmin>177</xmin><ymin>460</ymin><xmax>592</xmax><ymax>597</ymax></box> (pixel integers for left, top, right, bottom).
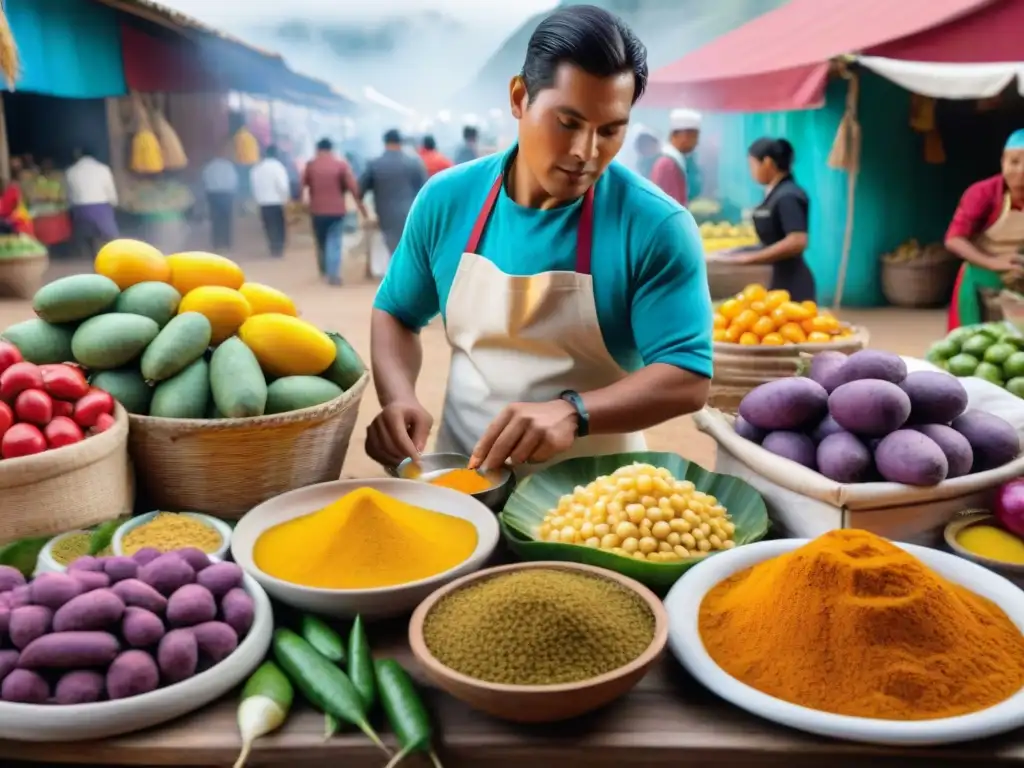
<box><xmin>95</xmin><ymin>239</ymin><xmax>170</xmax><ymax>289</ymax></box>
<box><xmin>179</xmin><ymin>286</ymin><xmax>252</xmax><ymax>344</ymax></box>
<box><xmin>239</xmin><ymin>282</ymin><xmax>298</xmax><ymax>316</ymax></box>
<box><xmin>239</xmin><ymin>313</ymin><xmax>336</xmax><ymax>376</ymax></box>
<box><xmin>167</xmin><ymin>251</ymin><xmax>245</xmax><ymax>296</ymax></box>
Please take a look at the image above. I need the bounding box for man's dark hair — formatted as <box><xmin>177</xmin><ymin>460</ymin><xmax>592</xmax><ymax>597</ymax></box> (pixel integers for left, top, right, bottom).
<box><xmin>422</xmin><ymin>135</ymin><xmax>437</xmax><ymax>151</ymax></box>
<box><xmin>316</xmin><ymin>138</ymin><xmax>333</xmax><ymax>152</ymax></box>
<box><xmin>265</xmin><ymin>144</ymin><xmax>279</xmax><ymax>159</ymax></box>
<box><xmin>463</xmin><ymin>125</ymin><xmax>478</xmax><ymax>142</ymax></box>
<box><xmin>521</xmin><ymin>5</ymin><xmax>648</xmax><ymax>105</ymax></box>
<box><xmin>383</xmin><ymin>129</ymin><xmax>402</xmax><ymax>145</ymax></box>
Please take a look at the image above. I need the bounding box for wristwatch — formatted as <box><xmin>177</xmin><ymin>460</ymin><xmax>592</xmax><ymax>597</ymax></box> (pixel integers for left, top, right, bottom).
<box><xmin>559</xmin><ymin>390</ymin><xmax>590</xmax><ymax>438</ymax></box>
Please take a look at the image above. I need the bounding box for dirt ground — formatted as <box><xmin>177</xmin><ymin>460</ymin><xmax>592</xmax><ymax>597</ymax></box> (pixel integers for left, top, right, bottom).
<box><xmin>0</xmin><ymin>216</ymin><xmax>950</xmax><ymax>479</ymax></box>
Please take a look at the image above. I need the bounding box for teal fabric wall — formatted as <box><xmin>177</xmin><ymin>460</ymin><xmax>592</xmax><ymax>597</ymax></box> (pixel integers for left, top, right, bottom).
<box><xmin>710</xmin><ymin>73</ymin><xmax>962</xmax><ymax>307</ymax></box>
<box><xmin>7</xmin><ymin>0</ymin><xmax>127</xmax><ymax>98</ymax></box>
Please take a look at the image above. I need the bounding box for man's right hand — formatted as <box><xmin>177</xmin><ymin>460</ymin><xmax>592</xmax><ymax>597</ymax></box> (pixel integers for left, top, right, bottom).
<box><xmin>365</xmin><ymin>400</ymin><xmax>434</xmax><ymax>468</ymax></box>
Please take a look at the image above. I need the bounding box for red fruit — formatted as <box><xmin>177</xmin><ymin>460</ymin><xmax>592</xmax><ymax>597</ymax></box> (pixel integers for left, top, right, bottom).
<box><xmin>1</xmin><ymin>423</ymin><xmax>46</xmax><ymax>459</ymax></box>
<box><xmin>39</xmin><ymin>364</ymin><xmax>89</xmax><ymax>401</ymax></box>
<box><xmin>73</xmin><ymin>388</ymin><xmax>115</xmax><ymax>428</ymax></box>
<box><xmin>0</xmin><ymin>401</ymin><xmax>12</xmax><ymax>438</ymax></box>
<box><xmin>90</xmin><ymin>412</ymin><xmax>117</xmax><ymax>434</ymax></box>
<box><xmin>51</xmin><ymin>399</ymin><xmax>74</xmax><ymax>419</ymax></box>
<box><xmin>44</xmin><ymin>416</ymin><xmax>84</xmax><ymax>449</ymax></box>
<box><xmin>0</xmin><ymin>341</ymin><xmax>23</xmax><ymax>376</ymax></box>
<box><xmin>0</xmin><ymin>362</ymin><xmax>42</xmax><ymax>401</ymax></box>
<box><xmin>14</xmin><ymin>389</ymin><xmax>53</xmax><ymax>426</ymax></box>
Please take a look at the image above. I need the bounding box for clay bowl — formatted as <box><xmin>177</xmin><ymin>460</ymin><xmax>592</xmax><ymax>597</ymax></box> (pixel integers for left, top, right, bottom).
<box><xmin>409</xmin><ymin>560</ymin><xmax>668</xmax><ymax>723</ymax></box>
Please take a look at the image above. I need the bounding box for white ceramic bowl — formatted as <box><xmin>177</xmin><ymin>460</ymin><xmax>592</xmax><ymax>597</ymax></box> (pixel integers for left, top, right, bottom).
<box><xmin>664</xmin><ymin>539</ymin><xmax>1024</xmax><ymax>746</ymax></box>
<box><xmin>0</xmin><ymin>575</ymin><xmax>272</xmax><ymax>742</ymax></box>
<box><xmin>112</xmin><ymin>511</ymin><xmax>233</xmax><ymax>561</ymax></box>
<box><xmin>231</xmin><ymin>478</ymin><xmax>501</xmax><ymax>619</ymax></box>
<box><xmin>35</xmin><ymin>530</ymin><xmax>90</xmax><ymax>575</ymax></box>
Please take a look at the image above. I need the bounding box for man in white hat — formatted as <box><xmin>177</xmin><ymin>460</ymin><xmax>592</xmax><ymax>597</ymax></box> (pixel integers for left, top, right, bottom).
<box><xmin>650</xmin><ymin>108</ymin><xmax>702</xmax><ymax>206</ymax></box>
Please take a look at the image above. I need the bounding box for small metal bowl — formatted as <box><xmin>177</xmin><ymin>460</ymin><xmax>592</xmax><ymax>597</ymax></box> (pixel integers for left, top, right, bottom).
<box><xmin>944</xmin><ymin>512</ymin><xmax>1024</xmax><ymax>588</ymax></box>
<box><xmin>393</xmin><ymin>452</ymin><xmax>513</xmax><ymax>511</ymax></box>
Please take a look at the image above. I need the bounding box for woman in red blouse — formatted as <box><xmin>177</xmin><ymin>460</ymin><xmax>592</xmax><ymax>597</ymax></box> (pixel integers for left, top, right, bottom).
<box><xmin>946</xmin><ymin>130</ymin><xmax>1024</xmax><ymax>330</ymax></box>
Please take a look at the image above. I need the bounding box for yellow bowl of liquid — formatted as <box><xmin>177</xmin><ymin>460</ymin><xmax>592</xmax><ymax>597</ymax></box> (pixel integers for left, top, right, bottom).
<box><xmin>395</xmin><ymin>452</ymin><xmax>514</xmax><ymax>511</ymax></box>
<box><xmin>945</xmin><ymin>512</ymin><xmax>1024</xmax><ymax>588</ymax></box>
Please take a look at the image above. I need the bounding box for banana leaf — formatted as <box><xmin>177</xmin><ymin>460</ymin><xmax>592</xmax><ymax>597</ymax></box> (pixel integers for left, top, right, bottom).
<box><xmin>499</xmin><ymin>451</ymin><xmax>770</xmax><ymax>593</ymax></box>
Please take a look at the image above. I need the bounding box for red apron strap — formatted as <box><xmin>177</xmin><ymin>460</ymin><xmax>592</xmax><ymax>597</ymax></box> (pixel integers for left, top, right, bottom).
<box><xmin>464</xmin><ymin>175</ymin><xmax>504</xmax><ymax>254</ymax></box>
<box><xmin>575</xmin><ymin>187</ymin><xmax>596</xmax><ymax>275</ymax></box>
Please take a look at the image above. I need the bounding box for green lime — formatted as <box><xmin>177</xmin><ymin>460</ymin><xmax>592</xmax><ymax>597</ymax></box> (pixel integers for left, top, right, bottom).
<box><xmin>926</xmin><ymin>339</ymin><xmax>959</xmax><ymax>364</ymax></box>
<box><xmin>982</xmin><ymin>322</ymin><xmax>1011</xmax><ymax>339</ymax></box>
<box><xmin>1005</xmin><ymin>351</ymin><xmax>1024</xmax><ymax>379</ymax></box>
<box><xmin>984</xmin><ymin>342</ymin><xmax>1016</xmax><ymax>366</ymax></box>
<box><xmin>945</xmin><ymin>327</ymin><xmax>974</xmax><ymax>349</ymax></box>
<box><xmin>1007</xmin><ymin>377</ymin><xmax>1024</xmax><ymax>399</ymax></box>
<box><xmin>962</xmin><ymin>333</ymin><xmax>996</xmax><ymax>357</ymax></box>
<box><xmin>947</xmin><ymin>353</ymin><xmax>980</xmax><ymax>377</ymax></box>
<box><xmin>975</xmin><ymin>361</ymin><xmax>1005</xmax><ymax>385</ymax></box>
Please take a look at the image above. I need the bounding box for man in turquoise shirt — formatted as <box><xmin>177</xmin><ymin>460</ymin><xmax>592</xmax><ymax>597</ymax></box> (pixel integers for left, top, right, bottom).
<box><xmin>368</xmin><ymin>4</ymin><xmax>712</xmax><ymax>472</ymax></box>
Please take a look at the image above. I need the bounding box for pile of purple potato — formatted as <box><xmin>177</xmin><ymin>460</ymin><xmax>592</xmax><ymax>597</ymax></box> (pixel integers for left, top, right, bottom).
<box><xmin>735</xmin><ymin>349</ymin><xmax>1021</xmax><ymax>486</ymax></box>
<box><xmin>0</xmin><ymin>547</ymin><xmax>255</xmax><ymax>705</ymax></box>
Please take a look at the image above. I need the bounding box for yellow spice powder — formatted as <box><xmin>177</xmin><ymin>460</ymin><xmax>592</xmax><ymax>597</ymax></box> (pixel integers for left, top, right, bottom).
<box><xmin>122</xmin><ymin>513</ymin><xmax>222</xmax><ymax>555</ymax></box>
<box><xmin>253</xmin><ymin>487</ymin><xmax>478</xmax><ymax>589</ymax></box>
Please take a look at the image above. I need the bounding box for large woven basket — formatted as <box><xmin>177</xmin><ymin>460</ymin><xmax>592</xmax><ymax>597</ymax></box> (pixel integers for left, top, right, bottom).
<box><xmin>0</xmin><ymin>404</ymin><xmax>134</xmax><ymax>546</ymax></box>
<box><xmin>708</xmin><ymin>328</ymin><xmax>870</xmax><ymax>413</ymax></box>
<box><xmin>0</xmin><ymin>253</ymin><xmax>48</xmax><ymax>299</ymax></box>
<box><xmin>880</xmin><ymin>255</ymin><xmax>959</xmax><ymax>308</ymax></box>
<box><xmin>127</xmin><ymin>373</ymin><xmax>369</xmax><ymax>518</ymax></box>
<box><xmin>706</xmin><ymin>259</ymin><xmax>773</xmax><ymax>301</ymax></box>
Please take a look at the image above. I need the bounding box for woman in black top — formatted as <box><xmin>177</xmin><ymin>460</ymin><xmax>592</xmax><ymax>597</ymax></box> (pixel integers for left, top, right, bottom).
<box><xmin>728</xmin><ymin>137</ymin><xmax>815</xmax><ymax>301</ymax></box>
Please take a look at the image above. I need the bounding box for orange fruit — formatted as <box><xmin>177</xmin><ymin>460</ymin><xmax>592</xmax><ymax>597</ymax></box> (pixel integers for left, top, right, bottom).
<box><xmin>764</xmin><ymin>289</ymin><xmax>790</xmax><ymax>310</ymax></box>
<box><xmin>738</xmin><ymin>332</ymin><xmax>760</xmax><ymax>346</ymax></box>
<box><xmin>724</xmin><ymin>326</ymin><xmax>743</xmax><ymax>343</ymax></box>
<box><xmin>749</xmin><ymin>300</ymin><xmax>767</xmax><ymax>315</ymax></box>
<box><xmin>719</xmin><ymin>298</ymin><xmax>744</xmax><ymax>320</ymax></box>
<box><xmin>712</xmin><ymin>328</ymin><xmax>728</xmax><ymax>342</ymax></box>
<box><xmin>770</xmin><ymin>306</ymin><xmax>789</xmax><ymax>326</ymax></box>
<box><xmin>732</xmin><ymin>309</ymin><xmax>760</xmax><ymax>332</ymax></box>
<box><xmin>752</xmin><ymin>316</ymin><xmax>775</xmax><ymax>337</ymax></box>
<box><xmin>801</xmin><ymin>300</ymin><xmax>818</xmax><ymax>313</ymax></box>
<box><xmin>779</xmin><ymin>322</ymin><xmax>808</xmax><ymax>344</ymax></box>
<box><xmin>809</xmin><ymin>314</ymin><xmax>840</xmax><ymax>333</ymax></box>
<box><xmin>95</xmin><ymin>239</ymin><xmax>170</xmax><ymax>289</ymax></box>
<box><xmin>742</xmin><ymin>284</ymin><xmax>767</xmax><ymax>302</ymax></box>
<box><xmin>713</xmin><ymin>314</ymin><xmax>728</xmax><ymax>330</ymax></box>
<box><xmin>760</xmin><ymin>332</ymin><xmax>786</xmax><ymax>346</ymax></box>
<box><xmin>807</xmin><ymin>331</ymin><xmax>832</xmax><ymax>343</ymax></box>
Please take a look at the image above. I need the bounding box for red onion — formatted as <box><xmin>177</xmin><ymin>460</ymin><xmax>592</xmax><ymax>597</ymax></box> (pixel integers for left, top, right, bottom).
<box><xmin>994</xmin><ymin>479</ymin><xmax>1024</xmax><ymax>537</ymax></box>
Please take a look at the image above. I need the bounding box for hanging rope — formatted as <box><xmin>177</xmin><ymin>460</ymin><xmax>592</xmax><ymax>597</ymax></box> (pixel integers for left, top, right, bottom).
<box><xmin>828</xmin><ymin>62</ymin><xmax>862</xmax><ymax>313</ymax></box>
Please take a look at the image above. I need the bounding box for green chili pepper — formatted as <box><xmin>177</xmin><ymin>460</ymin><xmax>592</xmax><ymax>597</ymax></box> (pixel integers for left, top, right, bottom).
<box><xmin>376</xmin><ymin>659</ymin><xmax>443</xmax><ymax>768</ymax></box>
<box><xmin>301</xmin><ymin>614</ymin><xmax>346</xmax><ymax>664</ymax></box>
<box><xmin>347</xmin><ymin>614</ymin><xmax>376</xmax><ymax>710</ymax></box>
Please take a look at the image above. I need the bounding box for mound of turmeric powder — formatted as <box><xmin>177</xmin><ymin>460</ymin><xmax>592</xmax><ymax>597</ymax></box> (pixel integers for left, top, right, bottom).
<box><xmin>699</xmin><ymin>529</ymin><xmax>1024</xmax><ymax>720</ymax></box>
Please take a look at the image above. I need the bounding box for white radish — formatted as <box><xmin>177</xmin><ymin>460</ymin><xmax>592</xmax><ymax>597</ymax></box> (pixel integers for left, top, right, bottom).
<box><xmin>234</xmin><ymin>661</ymin><xmax>294</xmax><ymax>768</ymax></box>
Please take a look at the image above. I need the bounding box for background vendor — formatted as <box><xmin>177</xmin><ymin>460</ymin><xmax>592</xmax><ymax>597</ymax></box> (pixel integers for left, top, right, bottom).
<box><xmin>366</xmin><ymin>5</ymin><xmax>713</xmax><ymax>473</ymax></box>
<box><xmin>946</xmin><ymin>129</ymin><xmax>1024</xmax><ymax>330</ymax></box>
<box><xmin>650</xmin><ymin>108</ymin><xmax>702</xmax><ymax>206</ymax></box>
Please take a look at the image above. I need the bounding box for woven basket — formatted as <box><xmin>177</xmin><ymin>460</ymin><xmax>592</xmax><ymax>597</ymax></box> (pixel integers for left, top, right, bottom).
<box><xmin>706</xmin><ymin>259</ymin><xmax>773</xmax><ymax>301</ymax></box>
<box><xmin>880</xmin><ymin>255</ymin><xmax>959</xmax><ymax>308</ymax></box>
<box><xmin>127</xmin><ymin>373</ymin><xmax>369</xmax><ymax>518</ymax></box>
<box><xmin>0</xmin><ymin>404</ymin><xmax>134</xmax><ymax>546</ymax></box>
<box><xmin>0</xmin><ymin>253</ymin><xmax>48</xmax><ymax>299</ymax></box>
<box><xmin>708</xmin><ymin>327</ymin><xmax>870</xmax><ymax>414</ymax></box>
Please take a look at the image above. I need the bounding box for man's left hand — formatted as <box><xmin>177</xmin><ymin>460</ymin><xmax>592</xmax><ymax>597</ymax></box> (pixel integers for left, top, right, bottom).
<box><xmin>469</xmin><ymin>399</ymin><xmax>579</xmax><ymax>470</ymax></box>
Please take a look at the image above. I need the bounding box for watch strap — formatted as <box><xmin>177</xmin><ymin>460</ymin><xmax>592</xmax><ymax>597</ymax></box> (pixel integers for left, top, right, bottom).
<box><xmin>559</xmin><ymin>389</ymin><xmax>590</xmax><ymax>438</ymax></box>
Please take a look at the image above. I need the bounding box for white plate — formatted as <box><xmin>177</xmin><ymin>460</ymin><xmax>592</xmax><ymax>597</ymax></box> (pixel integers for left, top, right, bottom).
<box><xmin>664</xmin><ymin>539</ymin><xmax>1024</xmax><ymax>746</ymax></box>
<box><xmin>0</xmin><ymin>575</ymin><xmax>272</xmax><ymax>742</ymax></box>
<box><xmin>112</xmin><ymin>511</ymin><xmax>233</xmax><ymax>561</ymax></box>
<box><xmin>231</xmin><ymin>477</ymin><xmax>500</xmax><ymax>619</ymax></box>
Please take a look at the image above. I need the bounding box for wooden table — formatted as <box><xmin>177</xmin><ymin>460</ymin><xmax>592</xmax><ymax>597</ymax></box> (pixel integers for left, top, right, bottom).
<box><xmin>0</xmin><ymin>624</ymin><xmax>1022</xmax><ymax>768</ymax></box>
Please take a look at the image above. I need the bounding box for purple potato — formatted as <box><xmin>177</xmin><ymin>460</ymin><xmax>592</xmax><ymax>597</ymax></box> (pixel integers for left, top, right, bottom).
<box><xmin>69</xmin><ymin>570</ymin><xmax>111</xmax><ymax>592</ymax></box>
<box><xmin>0</xmin><ymin>650</ymin><xmax>19</xmax><ymax>683</ymax></box>
<box><xmin>7</xmin><ymin>585</ymin><xmax>30</xmax><ymax>609</ymax></box>
<box><xmin>103</xmin><ymin>556</ymin><xmax>139</xmax><ymax>583</ymax></box>
<box><xmin>67</xmin><ymin>555</ymin><xmax>104</xmax><ymax>573</ymax></box>
<box><xmin>733</xmin><ymin>415</ymin><xmax>765</xmax><ymax>444</ymax></box>
<box><xmin>29</xmin><ymin>572</ymin><xmax>83</xmax><ymax>609</ymax></box>
<box><xmin>107</xmin><ymin>650</ymin><xmax>160</xmax><ymax>700</ymax></box>
<box><xmin>951</xmin><ymin>410</ymin><xmax>1021</xmax><ymax>472</ymax></box>
<box><xmin>739</xmin><ymin>377</ymin><xmax>829</xmax><ymax>431</ymax></box>
<box><xmin>809</xmin><ymin>414</ymin><xmax>846</xmax><ymax>444</ymax></box>
<box><xmin>809</xmin><ymin>350</ymin><xmax>848</xmax><ymax>393</ymax></box>
<box><xmin>175</xmin><ymin>548</ymin><xmax>212</xmax><ymax>573</ymax></box>
<box><xmin>220</xmin><ymin>588</ymin><xmax>254</xmax><ymax>637</ymax></box>
<box><xmin>817</xmin><ymin>431</ymin><xmax>873</xmax><ymax>483</ymax></box>
<box><xmin>874</xmin><ymin>430</ymin><xmax>949</xmax><ymax>486</ymax></box>
<box><xmin>18</xmin><ymin>631</ymin><xmax>120</xmax><ymax>669</ymax></box>
<box><xmin>910</xmin><ymin>424</ymin><xmax>974</xmax><ymax>479</ymax></box>
<box><xmin>900</xmin><ymin>371</ymin><xmax>969</xmax><ymax>425</ymax></box>
<box><xmin>833</xmin><ymin>349</ymin><xmax>907</xmax><ymax>386</ymax></box>
<box><xmin>0</xmin><ymin>565</ymin><xmax>25</xmax><ymax>593</ymax></box>
<box><xmin>54</xmin><ymin>670</ymin><xmax>106</xmax><ymax>705</ymax></box>
<box><xmin>138</xmin><ymin>554</ymin><xmax>196</xmax><ymax>596</ymax></box>
<box><xmin>191</xmin><ymin>621</ymin><xmax>238</xmax><ymax>663</ymax></box>
<box><xmin>1</xmin><ymin>669</ymin><xmax>48</xmax><ymax>703</ymax></box>
<box><xmin>9</xmin><ymin>605</ymin><xmax>52</xmax><ymax>650</ymax></box>
<box><xmin>829</xmin><ymin>379</ymin><xmax>911</xmax><ymax>437</ymax></box>
<box><xmin>157</xmin><ymin>629</ymin><xmax>198</xmax><ymax>684</ymax></box>
<box><xmin>111</xmin><ymin>579</ymin><xmax>168</xmax><ymax>614</ymax></box>
<box><xmin>196</xmin><ymin>562</ymin><xmax>243</xmax><ymax>598</ymax></box>
<box><xmin>166</xmin><ymin>584</ymin><xmax>217</xmax><ymax>628</ymax></box>
<box><xmin>132</xmin><ymin>547</ymin><xmax>162</xmax><ymax>566</ymax></box>
<box><xmin>122</xmin><ymin>606</ymin><xmax>166</xmax><ymax>648</ymax></box>
<box><xmin>762</xmin><ymin>431</ymin><xmax>817</xmax><ymax>470</ymax></box>
<box><xmin>53</xmin><ymin>589</ymin><xmax>125</xmax><ymax>632</ymax></box>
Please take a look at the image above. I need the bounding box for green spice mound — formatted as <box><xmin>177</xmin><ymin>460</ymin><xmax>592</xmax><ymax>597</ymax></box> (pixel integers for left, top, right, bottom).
<box><xmin>423</xmin><ymin>568</ymin><xmax>656</xmax><ymax>686</ymax></box>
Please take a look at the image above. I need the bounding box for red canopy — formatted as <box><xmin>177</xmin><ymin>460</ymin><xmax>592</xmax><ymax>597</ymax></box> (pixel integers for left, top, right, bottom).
<box><xmin>644</xmin><ymin>0</ymin><xmax>1004</xmax><ymax>112</ymax></box>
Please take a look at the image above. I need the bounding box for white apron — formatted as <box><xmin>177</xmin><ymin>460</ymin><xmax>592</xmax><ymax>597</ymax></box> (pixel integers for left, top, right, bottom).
<box><xmin>975</xmin><ymin>194</ymin><xmax>1024</xmax><ymax>257</ymax></box>
<box><xmin>434</xmin><ymin>174</ymin><xmax>647</xmax><ymax>474</ymax></box>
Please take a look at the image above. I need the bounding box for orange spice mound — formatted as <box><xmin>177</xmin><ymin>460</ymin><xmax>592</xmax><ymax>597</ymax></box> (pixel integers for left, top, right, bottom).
<box><xmin>699</xmin><ymin>529</ymin><xmax>1024</xmax><ymax>720</ymax></box>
